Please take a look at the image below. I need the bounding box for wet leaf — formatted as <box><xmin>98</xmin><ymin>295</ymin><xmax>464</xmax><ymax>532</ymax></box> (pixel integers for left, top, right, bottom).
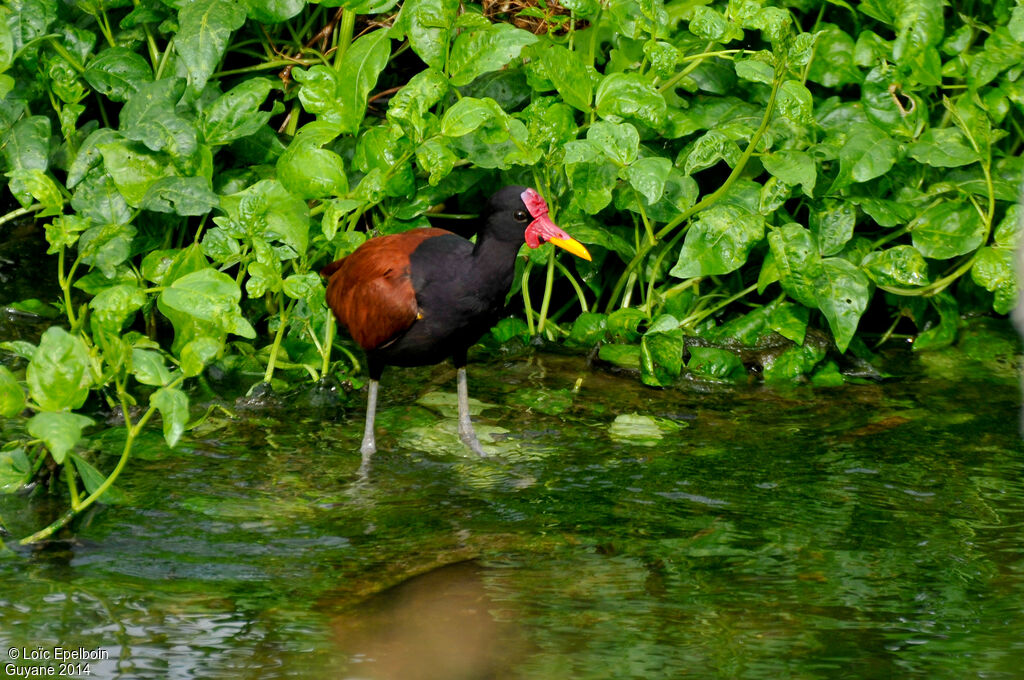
<box><xmin>912</xmin><ymin>202</ymin><xmax>985</xmax><ymax>259</ymax></box>
<box><xmin>862</xmin><ymin>246</ymin><xmax>930</xmax><ymax>288</ymax></box>
<box><xmin>815</xmin><ymin>258</ymin><xmax>871</xmax><ymax>353</ymax></box>
<box><xmin>0</xmin><ymin>366</ymin><xmax>26</xmax><ymax>417</ymax></box>
<box><xmin>202</xmin><ymin>78</ymin><xmax>274</xmax><ymax>145</ymax></box>
<box><xmin>83</xmin><ymin>47</ymin><xmax>152</xmax><ymax>102</ymax></box>
<box><xmin>670</xmin><ymin>205</ymin><xmax>764</xmax><ymax>278</ymax></box>
<box><xmin>448</xmin><ymin>23</ymin><xmax>536</xmax><ymax>87</ymax></box>
<box><xmin>152</xmin><ymin>386</ymin><xmax>189</xmax><ymax>447</ymax></box>
<box><xmin>27</xmin><ymin>411</ymin><xmax>95</xmax><ymax>464</ymax></box>
<box><xmin>0</xmin><ymin>448</ymin><xmax>31</xmax><ymax>493</ymax></box>
<box><xmin>640</xmin><ymin>314</ymin><xmax>683</xmax><ymax>387</ymax></box>
<box><xmin>907</xmin><ymin>128</ymin><xmax>979</xmax><ymax>167</ymax></box>
<box><xmin>176</xmin><ymin>0</ymin><xmax>246</xmax><ymax>90</ymax></box>
<box><xmin>686</xmin><ymin>347</ymin><xmax>745</xmax><ymax>382</ymax></box>
<box><xmin>27</xmin><ymin>327</ymin><xmax>94</xmax><ymax>412</ymax></box>
<box><xmin>970</xmin><ymin>246</ymin><xmax>1015</xmax><ymax>314</ymax></box>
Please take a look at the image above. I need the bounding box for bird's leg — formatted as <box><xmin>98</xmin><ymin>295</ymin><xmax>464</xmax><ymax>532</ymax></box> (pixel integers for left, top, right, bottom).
<box><xmin>359</xmin><ymin>379</ymin><xmax>378</xmax><ymax>474</ymax></box>
<box><xmin>456</xmin><ymin>367</ymin><xmax>488</xmax><ymax>457</ymax></box>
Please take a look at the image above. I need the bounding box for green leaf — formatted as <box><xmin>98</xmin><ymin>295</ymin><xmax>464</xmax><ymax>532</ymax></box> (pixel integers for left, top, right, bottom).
<box><xmin>132</xmin><ymin>348</ymin><xmax>173</xmax><ymax>386</ymax></box>
<box><xmin>219</xmin><ymin>179</ymin><xmax>310</xmax><ymax>258</ymax></box>
<box><xmin>392</xmin><ymin>0</ymin><xmax>459</xmax><ymax>70</ymax></box>
<box><xmin>282</xmin><ymin>273</ymin><xmax>322</xmax><ymax>300</ymax></box>
<box><xmin>912</xmin><ymin>202</ymin><xmax>985</xmax><ymax>259</ymax></box>
<box><xmin>670</xmin><ymin>204</ymin><xmax>765</xmax><ymax>278</ymax></box>
<box><xmin>689</xmin><ymin>5</ymin><xmax>743</xmax><ymax>43</ymax></box>
<box><xmin>971</xmin><ymin>246</ymin><xmax>1015</xmax><ymax>314</ymax></box>
<box><xmin>767</xmin><ymin>223</ymin><xmax>819</xmax><ymax>307</ymax></box>
<box><xmin>566</xmin><ymin>312</ymin><xmax>607</xmax><ymax>347</ymax></box>
<box><xmin>90</xmin><ymin>283</ymin><xmax>147</xmax><ymax>329</ymax></box>
<box><xmin>240</xmin><ymin>0</ymin><xmax>305</xmax><ymax>22</ymax></box>
<box><xmin>440</xmin><ymin>97</ymin><xmax>497</xmax><ymax>137</ymax></box>
<box><xmin>180</xmin><ymin>336</ymin><xmax>223</xmax><ymax>377</ymax></box>
<box><xmin>387</xmin><ymin>68</ymin><xmax>449</xmax><ymax>141</ymax></box>
<box><xmin>810</xmin><ymin>200</ymin><xmax>856</xmax><ymax>256</ymax></box>
<box><xmin>768</xmin><ymin>302</ymin><xmax>809</xmax><ymax>345</ymax></box>
<box><xmin>83</xmin><ymin>47</ymin><xmax>153</xmax><ymax>102</ymax></box>
<box><xmin>27</xmin><ymin>327</ymin><xmax>94</xmax><ymax>411</ymax></box>
<box><xmin>78</xmin><ymin>223</ymin><xmax>137</xmax><ymax>277</ymax></box>
<box><xmin>907</xmin><ymin>127</ymin><xmax>979</xmax><ymax>168</ymax></box>
<box><xmin>735</xmin><ymin>58</ymin><xmax>774</xmax><ymax>84</ymax></box>
<box><xmin>119</xmin><ymin>79</ymin><xmax>199</xmax><ymax>159</ymax></box>
<box><xmin>623</xmin><ymin>157</ymin><xmax>672</xmax><ymax>204</ymax></box>
<box><xmin>416</xmin><ymin>137</ymin><xmax>459</xmax><ymax>185</ymax></box>
<box><xmin>276</xmin><ymin>121</ymin><xmax>348</xmax><ymax>199</ymax></box>
<box><xmin>176</xmin><ymin>0</ymin><xmax>247</xmax><ymax>90</ymax></box>
<box><xmin>686</xmin><ymin>346</ymin><xmax>745</xmax><ymax>382</ymax></box>
<box><xmin>0</xmin><ymin>366</ymin><xmax>26</xmax><ymax>417</ymax></box>
<box><xmin>640</xmin><ymin>314</ymin><xmax>683</xmax><ymax>387</ymax></box>
<box><xmin>27</xmin><ymin>412</ymin><xmax>94</xmax><ymax>464</ymax></box>
<box><xmin>152</xmin><ymin>386</ymin><xmax>189</xmax><ymax>447</ymax></box>
<box><xmin>913</xmin><ymin>293</ymin><xmax>958</xmax><ymax>351</ymax></box>
<box><xmin>140</xmin><ymin>176</ymin><xmax>219</xmax><ymax>216</ymax></box>
<box><xmin>588</xmin><ymin>121</ymin><xmax>639</xmax><ymax>166</ymax></box>
<box><xmin>6</xmin><ymin>168</ymin><xmax>64</xmax><ymax>214</ymax></box>
<box><xmin>598</xmin><ymin>344</ymin><xmax>640</xmax><ymax>370</ymax></box>
<box><xmin>69</xmin><ymin>453</ymin><xmax>125</xmax><ymax>504</ymax></box>
<box><xmin>202</xmin><ymin>78</ymin><xmax>274</xmax><ymax>145</ymax></box>
<box><xmin>831</xmin><ymin>122</ymin><xmax>898</xmax><ymax>191</ymax></box>
<box><xmin>994</xmin><ymin>205</ymin><xmax>1023</xmax><ymax>248</ymax></box>
<box><xmin>682</xmin><ymin>130</ymin><xmax>741</xmax><ymax>174</ymax></box>
<box><xmin>536</xmin><ymin>44</ymin><xmax>594</xmax><ymax>112</ymax></box>
<box><xmin>595</xmin><ymin>73</ymin><xmax>667</xmax><ymax>130</ymax></box>
<box><xmin>448</xmin><ymin>23</ymin><xmax>536</xmax><ymax>87</ymax></box>
<box><xmin>158</xmin><ymin>268</ymin><xmax>256</xmax><ymax>339</ymax></box>
<box><xmin>862</xmin><ymin>246</ymin><xmax>930</xmax><ymax>288</ymax></box>
<box><xmin>334</xmin><ymin>29</ymin><xmax>391</xmax><ymax>133</ymax></box>
<box><xmin>816</xmin><ymin>257</ymin><xmax>871</xmax><ymax>353</ymax></box>
<box><xmin>763</xmin><ymin>343</ymin><xmax>827</xmax><ymax>383</ymax></box>
<box><xmin>98</xmin><ymin>140</ymin><xmax>177</xmax><ymax>207</ymax></box>
<box><xmin>0</xmin><ymin>448</ymin><xmax>31</xmax><ymax>493</ymax></box>
<box><xmin>2</xmin><ymin>115</ymin><xmax>49</xmax><ymax>172</ymax></box>
<box><xmin>776</xmin><ymin>80</ymin><xmax>814</xmax><ymax>126</ymax></box>
<box><xmin>761</xmin><ymin>150</ymin><xmax>816</xmax><ymax>196</ymax></box>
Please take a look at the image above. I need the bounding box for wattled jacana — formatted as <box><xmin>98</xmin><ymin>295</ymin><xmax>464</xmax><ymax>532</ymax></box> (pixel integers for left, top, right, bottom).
<box><xmin>321</xmin><ymin>186</ymin><xmax>591</xmax><ymax>463</ymax></box>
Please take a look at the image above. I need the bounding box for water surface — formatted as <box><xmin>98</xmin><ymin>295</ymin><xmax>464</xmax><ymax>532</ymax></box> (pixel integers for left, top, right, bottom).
<box><xmin>1</xmin><ymin>326</ymin><xmax>1022</xmax><ymax>679</ymax></box>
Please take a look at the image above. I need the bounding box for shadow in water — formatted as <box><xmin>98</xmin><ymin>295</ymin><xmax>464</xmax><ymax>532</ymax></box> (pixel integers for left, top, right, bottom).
<box><xmin>328</xmin><ymin>561</ymin><xmax>527</xmax><ymax>680</ymax></box>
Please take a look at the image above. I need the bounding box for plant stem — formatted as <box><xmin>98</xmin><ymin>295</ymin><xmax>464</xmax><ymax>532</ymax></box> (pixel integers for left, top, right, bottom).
<box><xmin>605</xmin><ymin>73</ymin><xmax>784</xmax><ymax>312</ymax></box>
<box><xmin>554</xmin><ymin>259</ymin><xmax>588</xmax><ymax>313</ymax></box>
<box><xmin>19</xmin><ymin>377</ymin><xmax>178</xmax><ymax>545</ymax></box>
<box><xmin>263</xmin><ymin>299</ymin><xmax>295</xmax><ymax>383</ymax></box>
<box><xmin>0</xmin><ymin>204</ymin><xmax>42</xmax><ymax>227</ymax></box>
<box><xmin>521</xmin><ymin>260</ymin><xmax>536</xmax><ymax>336</ymax></box>
<box><xmin>537</xmin><ymin>248</ymin><xmax>556</xmax><ymax>333</ymax></box>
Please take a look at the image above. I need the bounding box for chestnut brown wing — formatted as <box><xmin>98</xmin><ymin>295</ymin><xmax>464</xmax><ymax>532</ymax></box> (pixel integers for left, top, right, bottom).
<box><xmin>322</xmin><ymin>228</ymin><xmax>452</xmax><ymax>351</ymax></box>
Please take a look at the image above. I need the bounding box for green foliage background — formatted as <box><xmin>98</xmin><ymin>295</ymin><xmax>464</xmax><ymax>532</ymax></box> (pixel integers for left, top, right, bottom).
<box><xmin>0</xmin><ymin>0</ymin><xmax>1022</xmax><ymax>540</ymax></box>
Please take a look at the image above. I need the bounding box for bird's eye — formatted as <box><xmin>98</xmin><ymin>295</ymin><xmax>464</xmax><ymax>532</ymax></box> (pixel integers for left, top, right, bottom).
<box><xmin>513</xmin><ymin>209</ymin><xmax>530</xmax><ymax>222</ymax></box>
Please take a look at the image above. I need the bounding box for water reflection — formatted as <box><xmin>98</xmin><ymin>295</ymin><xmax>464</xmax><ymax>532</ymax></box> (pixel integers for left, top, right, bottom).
<box><xmin>328</xmin><ymin>561</ymin><xmax>526</xmax><ymax>680</ymax></box>
<box><xmin>1</xmin><ymin>338</ymin><xmax>1023</xmax><ymax>679</ymax></box>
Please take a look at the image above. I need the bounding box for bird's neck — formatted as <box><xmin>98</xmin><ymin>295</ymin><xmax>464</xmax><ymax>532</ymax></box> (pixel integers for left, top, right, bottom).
<box><xmin>470</xmin><ymin>230</ymin><xmax>521</xmax><ymax>292</ymax></box>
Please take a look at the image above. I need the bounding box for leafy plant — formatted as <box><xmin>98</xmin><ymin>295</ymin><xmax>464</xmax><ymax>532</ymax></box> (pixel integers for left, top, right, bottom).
<box><xmin>1</xmin><ymin>0</ymin><xmax>1022</xmax><ymax>542</ymax></box>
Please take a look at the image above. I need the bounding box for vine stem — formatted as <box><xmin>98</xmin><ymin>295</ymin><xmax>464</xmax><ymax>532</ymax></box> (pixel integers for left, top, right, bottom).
<box><xmin>18</xmin><ymin>376</ymin><xmax>183</xmax><ymax>545</ymax></box>
<box><xmin>0</xmin><ymin>204</ymin><xmax>43</xmax><ymax>227</ymax></box>
<box><xmin>263</xmin><ymin>298</ymin><xmax>296</xmax><ymax>383</ymax></box>
<box><xmin>537</xmin><ymin>249</ymin><xmax>556</xmax><ymax>333</ymax></box>
<box><xmin>605</xmin><ymin>72</ymin><xmax>784</xmax><ymax>313</ymax></box>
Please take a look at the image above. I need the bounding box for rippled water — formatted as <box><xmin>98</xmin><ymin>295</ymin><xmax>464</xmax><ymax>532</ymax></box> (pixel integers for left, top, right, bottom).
<box><xmin>2</xmin><ymin>324</ymin><xmax>1023</xmax><ymax>679</ymax></box>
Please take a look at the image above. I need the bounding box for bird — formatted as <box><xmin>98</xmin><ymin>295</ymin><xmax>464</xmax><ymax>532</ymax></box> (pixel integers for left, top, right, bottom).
<box><xmin>321</xmin><ymin>186</ymin><xmax>591</xmax><ymax>467</ymax></box>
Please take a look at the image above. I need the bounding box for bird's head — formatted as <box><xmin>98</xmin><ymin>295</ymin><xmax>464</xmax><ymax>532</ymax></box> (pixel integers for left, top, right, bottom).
<box><xmin>487</xmin><ymin>186</ymin><xmax>592</xmax><ymax>261</ymax></box>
